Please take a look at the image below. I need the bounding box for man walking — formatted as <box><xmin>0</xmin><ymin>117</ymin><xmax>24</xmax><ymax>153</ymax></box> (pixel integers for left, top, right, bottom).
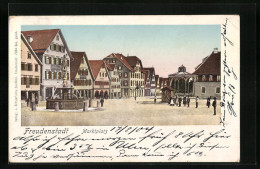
<box><xmin>178</xmin><ymin>97</ymin><xmax>182</xmax><ymax>107</ymax></box>
<box><xmin>195</xmin><ymin>96</ymin><xmax>199</xmax><ymax>108</ymax></box>
<box><xmin>212</xmin><ymin>97</ymin><xmax>217</xmax><ymax>115</ymax></box>
<box><xmin>183</xmin><ymin>96</ymin><xmax>187</xmax><ymax>107</ymax></box>
<box><xmin>100</xmin><ymin>97</ymin><xmax>104</xmax><ymax>107</ymax></box>
<box><xmin>206</xmin><ymin>96</ymin><xmax>210</xmax><ymax>108</ymax></box>
<box><xmin>187</xmin><ymin>96</ymin><xmax>190</xmax><ymax>107</ymax></box>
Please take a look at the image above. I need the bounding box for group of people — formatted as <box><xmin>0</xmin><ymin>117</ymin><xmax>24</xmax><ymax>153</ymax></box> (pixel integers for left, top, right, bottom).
<box><xmin>168</xmin><ymin>95</ymin><xmax>217</xmax><ymax>115</ymax></box>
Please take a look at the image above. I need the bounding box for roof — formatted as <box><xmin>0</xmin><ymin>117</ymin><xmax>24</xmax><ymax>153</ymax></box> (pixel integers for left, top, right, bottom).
<box><xmin>124</xmin><ymin>56</ymin><xmax>143</xmax><ymax>69</ymax></box>
<box><xmin>105</xmin><ymin>62</ymin><xmax>113</xmax><ymax>71</ymax></box>
<box><xmin>21</xmin><ymin>33</ymin><xmax>43</xmax><ymax>66</ymax></box>
<box><xmin>143</xmin><ymin>67</ymin><xmax>155</xmax><ymax>76</ymax></box>
<box><xmin>193</xmin><ymin>51</ymin><xmax>221</xmax><ymax>75</ymax></box>
<box><xmin>70</xmin><ymin>51</ymin><xmax>85</xmax><ymax>80</ymax></box>
<box><xmin>105</xmin><ymin>53</ymin><xmax>134</xmax><ymax>71</ymax></box>
<box><xmin>21</xmin><ymin>29</ymin><xmax>60</xmax><ymax>54</ymax></box>
<box><xmin>89</xmin><ymin>60</ymin><xmax>104</xmax><ymax>80</ymax></box>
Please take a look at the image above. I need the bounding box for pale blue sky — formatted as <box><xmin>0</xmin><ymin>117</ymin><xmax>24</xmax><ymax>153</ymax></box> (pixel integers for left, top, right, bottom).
<box><xmin>22</xmin><ymin>25</ymin><xmax>221</xmax><ymax>77</ymax></box>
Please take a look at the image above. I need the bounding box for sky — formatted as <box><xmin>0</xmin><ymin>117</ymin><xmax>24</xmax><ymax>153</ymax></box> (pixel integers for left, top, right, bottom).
<box><xmin>22</xmin><ymin>25</ymin><xmax>221</xmax><ymax>77</ymax></box>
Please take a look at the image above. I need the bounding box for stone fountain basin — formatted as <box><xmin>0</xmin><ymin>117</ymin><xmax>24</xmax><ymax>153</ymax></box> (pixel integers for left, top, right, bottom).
<box><xmin>46</xmin><ymin>99</ymin><xmax>84</xmax><ymax>110</ymax></box>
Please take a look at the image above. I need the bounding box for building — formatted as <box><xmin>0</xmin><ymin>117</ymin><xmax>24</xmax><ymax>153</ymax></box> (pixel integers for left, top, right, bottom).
<box><xmin>193</xmin><ymin>48</ymin><xmax>221</xmax><ymax>99</ymax></box>
<box><xmin>155</xmin><ymin>75</ymin><xmax>160</xmax><ymax>96</ymax></box>
<box><xmin>21</xmin><ymin>33</ymin><xmax>43</xmax><ymax>101</ymax></box>
<box><xmin>168</xmin><ymin>65</ymin><xmax>195</xmax><ymax>96</ymax></box>
<box><xmin>89</xmin><ymin>60</ymin><xmax>110</xmax><ymax>99</ymax></box>
<box><xmin>103</xmin><ymin>53</ymin><xmax>134</xmax><ymax>97</ymax></box>
<box><xmin>124</xmin><ymin>56</ymin><xmax>145</xmax><ymax>97</ymax></box>
<box><xmin>159</xmin><ymin>77</ymin><xmax>170</xmax><ymax>96</ymax></box>
<box><xmin>105</xmin><ymin>62</ymin><xmax>121</xmax><ymax>99</ymax></box>
<box><xmin>161</xmin><ymin>86</ymin><xmax>174</xmax><ymax>103</ymax></box>
<box><xmin>143</xmin><ymin>67</ymin><xmax>156</xmax><ymax>96</ymax></box>
<box><xmin>70</xmin><ymin>51</ymin><xmax>94</xmax><ymax>99</ymax></box>
<box><xmin>22</xmin><ymin>29</ymin><xmax>72</xmax><ymax>101</ymax></box>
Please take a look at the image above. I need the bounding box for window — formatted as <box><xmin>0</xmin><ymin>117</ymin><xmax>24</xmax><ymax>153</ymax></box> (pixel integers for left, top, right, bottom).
<box><xmin>124</xmin><ymin>80</ymin><xmax>128</xmax><ymax>86</ymax></box>
<box><xmin>49</xmin><ymin>57</ymin><xmax>52</xmax><ymax>64</ymax></box>
<box><xmin>119</xmin><ymin>72</ymin><xmax>122</xmax><ymax>78</ymax></box>
<box><xmin>45</xmin><ymin>55</ymin><xmax>48</xmax><ymax>64</ymax></box>
<box><xmin>209</xmin><ymin>75</ymin><xmax>213</xmax><ymax>81</ymax></box>
<box><xmin>53</xmin><ymin>44</ymin><xmax>56</xmax><ymax>51</ymax></box>
<box><xmin>58</xmin><ymin>58</ymin><xmax>61</xmax><ymax>65</ymax></box>
<box><xmin>58</xmin><ymin>72</ymin><xmax>62</xmax><ymax>79</ymax></box>
<box><xmin>48</xmin><ymin>71</ymin><xmax>52</xmax><ymax>79</ymax></box>
<box><xmin>105</xmin><ymin>73</ymin><xmax>107</xmax><ymax>77</ymax></box>
<box><xmin>67</xmin><ymin>60</ymin><xmax>69</xmax><ymax>67</ymax></box>
<box><xmin>27</xmin><ymin>52</ymin><xmax>31</xmax><ymax>59</ymax></box>
<box><xmin>21</xmin><ymin>63</ymin><xmax>25</xmax><ymax>70</ymax></box>
<box><xmin>29</xmin><ymin>77</ymin><xmax>33</xmax><ymax>85</ymax></box>
<box><xmin>202</xmin><ymin>87</ymin><xmax>206</xmax><ymax>93</ymax></box>
<box><xmin>53</xmin><ymin>72</ymin><xmax>57</xmax><ymax>79</ymax></box>
<box><xmin>56</xmin><ymin>35</ymin><xmax>59</xmax><ymax>41</ymax></box>
<box><xmin>53</xmin><ymin>58</ymin><xmax>56</xmax><ymax>65</ymax></box>
<box><xmin>35</xmin><ymin>78</ymin><xmax>39</xmax><ymax>85</ymax></box>
<box><xmin>124</xmin><ymin>72</ymin><xmax>128</xmax><ymax>78</ymax></box>
<box><xmin>216</xmin><ymin>87</ymin><xmax>220</xmax><ymax>93</ymax></box>
<box><xmin>35</xmin><ymin>64</ymin><xmax>38</xmax><ymax>72</ymax></box>
<box><xmin>67</xmin><ymin>73</ymin><xmax>69</xmax><ymax>80</ymax></box>
<box><xmin>102</xmin><ymin>72</ymin><xmax>104</xmax><ymax>77</ymax></box>
<box><xmin>118</xmin><ymin>66</ymin><xmax>122</xmax><ymax>70</ymax></box>
<box><xmin>202</xmin><ymin>75</ymin><xmax>206</xmax><ymax>82</ymax></box>
<box><xmin>27</xmin><ymin>64</ymin><xmax>32</xmax><ymax>71</ymax></box>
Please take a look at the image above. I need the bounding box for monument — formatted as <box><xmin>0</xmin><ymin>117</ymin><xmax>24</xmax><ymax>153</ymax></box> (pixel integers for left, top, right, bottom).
<box><xmin>46</xmin><ymin>55</ymin><xmax>84</xmax><ymax>109</ymax></box>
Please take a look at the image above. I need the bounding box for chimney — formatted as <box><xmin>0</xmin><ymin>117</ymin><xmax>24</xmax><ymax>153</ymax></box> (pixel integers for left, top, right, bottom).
<box><xmin>27</xmin><ymin>35</ymin><xmax>33</xmax><ymax>43</ymax></box>
<box><xmin>213</xmin><ymin>48</ymin><xmax>218</xmax><ymax>53</ymax></box>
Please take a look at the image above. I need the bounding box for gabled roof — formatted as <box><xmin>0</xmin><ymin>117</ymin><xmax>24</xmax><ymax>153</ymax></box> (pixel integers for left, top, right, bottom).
<box><xmin>124</xmin><ymin>56</ymin><xmax>143</xmax><ymax>69</ymax></box>
<box><xmin>105</xmin><ymin>53</ymin><xmax>134</xmax><ymax>71</ymax></box>
<box><xmin>70</xmin><ymin>51</ymin><xmax>94</xmax><ymax>81</ymax></box>
<box><xmin>193</xmin><ymin>51</ymin><xmax>221</xmax><ymax>75</ymax></box>
<box><xmin>21</xmin><ymin>33</ymin><xmax>43</xmax><ymax>66</ymax></box>
<box><xmin>89</xmin><ymin>60</ymin><xmax>105</xmax><ymax>80</ymax></box>
<box><xmin>21</xmin><ymin>29</ymin><xmax>60</xmax><ymax>54</ymax></box>
<box><xmin>143</xmin><ymin>67</ymin><xmax>155</xmax><ymax>76</ymax></box>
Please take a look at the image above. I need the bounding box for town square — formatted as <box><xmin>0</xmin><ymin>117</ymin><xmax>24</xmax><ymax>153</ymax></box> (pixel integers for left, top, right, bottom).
<box><xmin>20</xmin><ymin>25</ymin><xmax>221</xmax><ymax>126</ymax></box>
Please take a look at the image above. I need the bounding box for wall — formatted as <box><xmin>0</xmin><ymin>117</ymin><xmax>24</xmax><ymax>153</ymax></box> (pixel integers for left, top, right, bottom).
<box><xmin>194</xmin><ymin>82</ymin><xmax>221</xmax><ymax>99</ymax></box>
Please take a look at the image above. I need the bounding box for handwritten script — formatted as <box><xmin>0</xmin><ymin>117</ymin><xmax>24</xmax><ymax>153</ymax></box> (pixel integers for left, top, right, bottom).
<box><xmin>10</xmin><ymin>126</ymin><xmax>231</xmax><ymax>162</ymax></box>
<box><xmin>220</xmin><ymin>18</ymin><xmax>238</xmax><ymax>127</ymax></box>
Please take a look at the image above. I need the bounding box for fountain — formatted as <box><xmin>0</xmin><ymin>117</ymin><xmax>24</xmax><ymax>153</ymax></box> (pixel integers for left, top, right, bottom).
<box><xmin>46</xmin><ymin>56</ymin><xmax>84</xmax><ymax>110</ymax></box>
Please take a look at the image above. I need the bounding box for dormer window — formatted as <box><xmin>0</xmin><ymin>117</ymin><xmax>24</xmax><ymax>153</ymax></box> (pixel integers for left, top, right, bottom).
<box><xmin>202</xmin><ymin>75</ymin><xmax>206</xmax><ymax>82</ymax></box>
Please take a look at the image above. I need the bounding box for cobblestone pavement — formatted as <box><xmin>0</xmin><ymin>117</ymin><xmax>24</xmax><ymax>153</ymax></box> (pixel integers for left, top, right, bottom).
<box><xmin>21</xmin><ymin>97</ymin><xmax>221</xmax><ymax>126</ymax></box>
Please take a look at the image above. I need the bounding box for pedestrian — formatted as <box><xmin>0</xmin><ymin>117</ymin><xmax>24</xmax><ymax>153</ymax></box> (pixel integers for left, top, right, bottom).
<box><xmin>187</xmin><ymin>96</ymin><xmax>190</xmax><ymax>107</ymax></box>
<box><xmin>212</xmin><ymin>97</ymin><xmax>217</xmax><ymax>115</ymax></box>
<box><xmin>196</xmin><ymin>96</ymin><xmax>199</xmax><ymax>108</ymax></box>
<box><xmin>174</xmin><ymin>95</ymin><xmax>178</xmax><ymax>105</ymax></box>
<box><xmin>183</xmin><ymin>96</ymin><xmax>187</xmax><ymax>107</ymax></box>
<box><xmin>206</xmin><ymin>96</ymin><xmax>210</xmax><ymax>108</ymax></box>
<box><xmin>154</xmin><ymin>96</ymin><xmax>157</xmax><ymax>104</ymax></box>
<box><xmin>170</xmin><ymin>97</ymin><xmax>174</xmax><ymax>106</ymax></box>
<box><xmin>178</xmin><ymin>97</ymin><xmax>182</xmax><ymax>107</ymax></box>
<box><xmin>35</xmin><ymin>95</ymin><xmax>38</xmax><ymax>107</ymax></box>
<box><xmin>26</xmin><ymin>97</ymin><xmax>30</xmax><ymax>107</ymax></box>
<box><xmin>134</xmin><ymin>95</ymin><xmax>136</xmax><ymax>101</ymax></box>
<box><xmin>100</xmin><ymin>97</ymin><xmax>104</xmax><ymax>107</ymax></box>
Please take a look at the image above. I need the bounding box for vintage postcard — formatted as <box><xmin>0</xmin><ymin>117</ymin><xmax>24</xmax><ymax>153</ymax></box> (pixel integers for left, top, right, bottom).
<box><xmin>9</xmin><ymin>15</ymin><xmax>240</xmax><ymax>162</ymax></box>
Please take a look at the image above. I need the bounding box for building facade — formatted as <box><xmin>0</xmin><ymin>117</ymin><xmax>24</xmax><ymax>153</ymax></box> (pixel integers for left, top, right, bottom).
<box><xmin>105</xmin><ymin>62</ymin><xmax>121</xmax><ymax>99</ymax></box>
<box><xmin>155</xmin><ymin>75</ymin><xmax>160</xmax><ymax>96</ymax></box>
<box><xmin>89</xmin><ymin>60</ymin><xmax>110</xmax><ymax>99</ymax></box>
<box><xmin>193</xmin><ymin>48</ymin><xmax>221</xmax><ymax>99</ymax></box>
<box><xmin>104</xmin><ymin>53</ymin><xmax>134</xmax><ymax>97</ymax></box>
<box><xmin>22</xmin><ymin>29</ymin><xmax>72</xmax><ymax>101</ymax></box>
<box><xmin>143</xmin><ymin>67</ymin><xmax>156</xmax><ymax>96</ymax></box>
<box><xmin>21</xmin><ymin>33</ymin><xmax>42</xmax><ymax>101</ymax></box>
<box><xmin>125</xmin><ymin>56</ymin><xmax>145</xmax><ymax>97</ymax></box>
<box><xmin>70</xmin><ymin>51</ymin><xmax>94</xmax><ymax>99</ymax></box>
